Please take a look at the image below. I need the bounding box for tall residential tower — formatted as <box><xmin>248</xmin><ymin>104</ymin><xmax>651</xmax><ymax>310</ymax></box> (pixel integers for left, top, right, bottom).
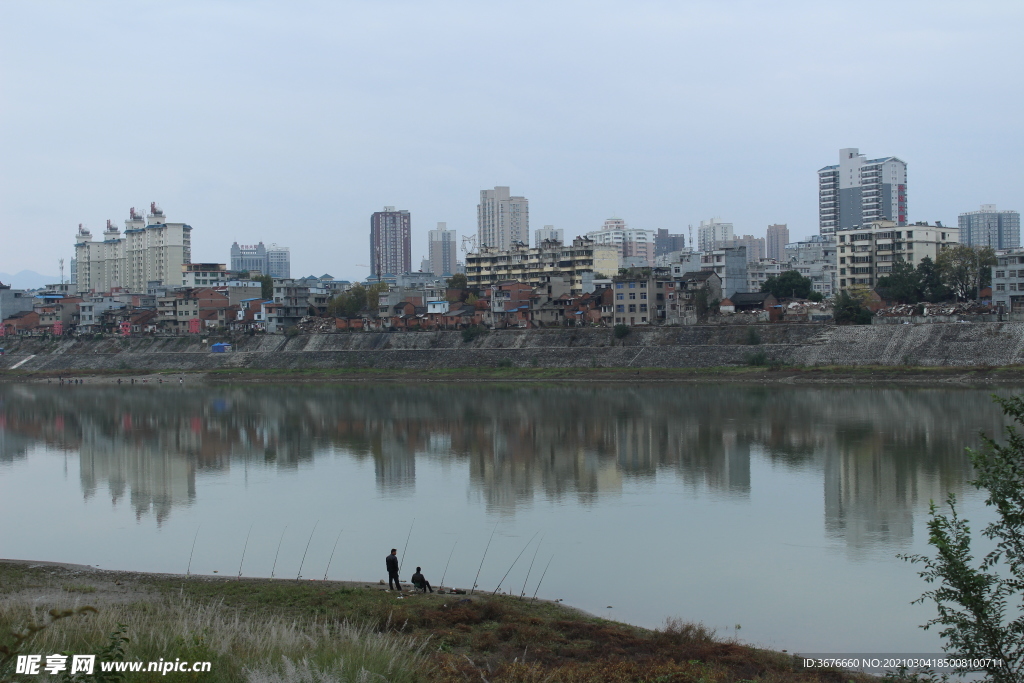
<box><xmin>766</xmin><ymin>224</ymin><xmax>789</xmax><ymax>262</ymax></box>
<box><xmin>370</xmin><ymin>207</ymin><xmax>412</xmax><ymax>278</ymax></box>
<box><xmin>73</xmin><ymin>203</ymin><xmax>191</xmax><ymax>294</ymax></box>
<box><xmin>958</xmin><ymin>205</ymin><xmax>1020</xmax><ymax>250</ymax></box>
<box><xmin>428</xmin><ymin>222</ymin><xmax>456</xmax><ymax>276</ymax></box>
<box><xmin>477</xmin><ymin>186</ymin><xmax>529</xmax><ymax>250</ymax></box>
<box><xmin>818</xmin><ymin>148</ymin><xmax>907</xmax><ymax>235</ymax></box>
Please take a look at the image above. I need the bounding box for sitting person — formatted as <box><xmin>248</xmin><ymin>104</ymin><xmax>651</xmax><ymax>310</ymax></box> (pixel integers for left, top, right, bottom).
<box><xmin>410</xmin><ymin>566</ymin><xmax>433</xmax><ymax>593</ymax></box>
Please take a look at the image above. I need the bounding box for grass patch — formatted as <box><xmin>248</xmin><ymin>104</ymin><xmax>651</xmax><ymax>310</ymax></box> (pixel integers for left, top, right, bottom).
<box><xmin>61</xmin><ymin>584</ymin><xmax>97</xmax><ymax>593</ymax></box>
<box><xmin>0</xmin><ymin>564</ymin><xmax>878</xmax><ymax>683</ymax></box>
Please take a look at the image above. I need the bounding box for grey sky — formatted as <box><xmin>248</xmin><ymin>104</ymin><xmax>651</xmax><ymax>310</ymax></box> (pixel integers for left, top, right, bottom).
<box><xmin>2</xmin><ymin>0</ymin><xmax>1021</xmax><ymax>281</ymax></box>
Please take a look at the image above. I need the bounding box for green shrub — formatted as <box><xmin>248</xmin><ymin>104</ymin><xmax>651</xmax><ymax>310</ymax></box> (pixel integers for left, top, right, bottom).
<box><xmin>497</xmin><ymin>358</ymin><xmax>513</xmax><ymax>368</ymax></box>
<box><xmin>613</xmin><ymin>324</ymin><xmax>630</xmax><ymax>339</ymax></box>
<box><xmin>284</xmin><ymin>326</ymin><xmax>300</xmax><ymax>338</ymax></box>
<box><xmin>745</xmin><ymin>328</ymin><xmax>761</xmax><ymax>345</ymax></box>
<box><xmin>462</xmin><ymin>325</ymin><xmax>488</xmax><ymax>343</ymax></box>
<box><xmin>745</xmin><ymin>351</ymin><xmax>768</xmax><ymax>366</ymax></box>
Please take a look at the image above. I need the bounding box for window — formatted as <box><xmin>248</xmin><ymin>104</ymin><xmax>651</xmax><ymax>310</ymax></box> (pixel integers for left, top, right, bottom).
<box><xmin>629</xmin><ymin>282</ymin><xmax>636</xmax><ymax>288</ymax></box>
<box><xmin>616</xmin><ymin>293</ymin><xmax>623</xmax><ymax>300</ymax></box>
<box><xmin>629</xmin><ymin>292</ymin><xmax>636</xmax><ymax>300</ymax></box>
<box><xmin>628</xmin><ymin>304</ymin><xmax>636</xmax><ymax>312</ymax></box>
<box><xmin>640</xmin><ymin>293</ymin><xmax>647</xmax><ymax>300</ymax></box>
<box><xmin>997</xmin><ymin>284</ymin><xmax>1006</xmax><ymax>291</ymax></box>
<box><xmin>639</xmin><ymin>304</ymin><xmax>647</xmax><ymax>312</ymax></box>
<box><xmin>616</xmin><ymin>305</ymin><xmax>624</xmax><ymax>312</ymax></box>
<box><xmin>616</xmin><ymin>283</ymin><xmax>623</xmax><ymax>289</ymax></box>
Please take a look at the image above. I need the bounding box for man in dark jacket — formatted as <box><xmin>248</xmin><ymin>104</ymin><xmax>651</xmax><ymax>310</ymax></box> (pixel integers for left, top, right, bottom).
<box><xmin>411</xmin><ymin>566</ymin><xmax>433</xmax><ymax>593</ymax></box>
<box><xmin>386</xmin><ymin>549</ymin><xmax>402</xmax><ymax>591</ymax></box>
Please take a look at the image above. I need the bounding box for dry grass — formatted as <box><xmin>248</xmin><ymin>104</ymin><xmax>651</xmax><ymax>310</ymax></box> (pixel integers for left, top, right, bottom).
<box><xmin>0</xmin><ymin>596</ymin><xmax>426</xmax><ymax>683</ymax></box>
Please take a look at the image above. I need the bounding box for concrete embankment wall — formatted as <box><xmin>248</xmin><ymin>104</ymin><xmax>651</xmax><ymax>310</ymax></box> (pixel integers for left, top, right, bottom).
<box><xmin>1</xmin><ymin>323</ymin><xmax>1023</xmax><ymax>372</ymax></box>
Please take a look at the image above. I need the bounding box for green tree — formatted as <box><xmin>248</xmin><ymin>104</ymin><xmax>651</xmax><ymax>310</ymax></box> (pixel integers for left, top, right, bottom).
<box><xmin>326</xmin><ymin>283</ymin><xmax>388</xmax><ymax>318</ymax></box>
<box><xmin>760</xmin><ymin>270</ymin><xmax>812</xmax><ymax>300</ymax></box>
<box><xmin>875</xmin><ymin>261</ymin><xmax>922</xmax><ymax>304</ymax></box>
<box><xmin>901</xmin><ymin>395</ymin><xmax>1024</xmax><ymax>682</ymax></box>
<box><xmin>257</xmin><ymin>275</ymin><xmax>273</xmax><ymax>300</ymax></box>
<box><xmin>446</xmin><ymin>273</ymin><xmax>468</xmax><ymax>290</ymax></box>
<box><xmin>367</xmin><ymin>282</ymin><xmax>389</xmax><ymax>309</ymax></box>
<box><xmin>807</xmin><ymin>291</ymin><xmax>824</xmax><ymax>302</ymax></box>
<box><xmin>832</xmin><ymin>290</ymin><xmax>872</xmax><ymax>325</ymax></box>
<box><xmin>937</xmin><ymin>245</ymin><xmax>997</xmax><ymax>301</ymax></box>
<box><xmin>916</xmin><ymin>256</ymin><xmax>952</xmax><ymax>303</ymax></box>
<box><xmin>693</xmin><ymin>288</ymin><xmax>713</xmax><ymax>322</ymax></box>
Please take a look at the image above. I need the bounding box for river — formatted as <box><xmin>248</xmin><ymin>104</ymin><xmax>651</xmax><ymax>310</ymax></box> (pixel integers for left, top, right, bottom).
<box><xmin>0</xmin><ymin>381</ymin><xmax>1014</xmax><ymax>655</ymax></box>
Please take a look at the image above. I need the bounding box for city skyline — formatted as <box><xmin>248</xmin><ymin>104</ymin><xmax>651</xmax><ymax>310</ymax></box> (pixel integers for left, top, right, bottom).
<box><xmin>1</xmin><ymin>2</ymin><xmax>1021</xmax><ymax>281</ymax></box>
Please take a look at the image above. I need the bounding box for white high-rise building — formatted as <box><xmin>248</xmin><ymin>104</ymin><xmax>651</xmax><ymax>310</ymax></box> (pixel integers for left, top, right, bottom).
<box><xmin>587</xmin><ymin>218</ymin><xmax>654</xmax><ymax>266</ymax></box>
<box><xmin>477</xmin><ymin>186</ymin><xmax>529</xmax><ymax>250</ymax></box>
<box><xmin>818</xmin><ymin>148</ymin><xmax>907</xmax><ymax>235</ymax></box>
<box><xmin>74</xmin><ymin>203</ymin><xmax>191</xmax><ymax>294</ymax></box>
<box><xmin>534</xmin><ymin>225</ymin><xmax>563</xmax><ymax>245</ymax></box>
<box><xmin>428</xmin><ymin>222</ymin><xmax>457</xmax><ymax>276</ymax></box>
<box><xmin>696</xmin><ymin>218</ymin><xmax>733</xmax><ymax>252</ymax></box>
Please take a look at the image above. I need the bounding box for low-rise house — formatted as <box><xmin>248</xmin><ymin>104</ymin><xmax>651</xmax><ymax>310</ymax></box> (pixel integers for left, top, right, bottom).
<box><xmin>2</xmin><ymin>311</ymin><xmax>40</xmax><ymax>335</ymax></box>
<box><xmin>720</xmin><ymin>292</ymin><xmax>778</xmax><ymax>312</ymax></box>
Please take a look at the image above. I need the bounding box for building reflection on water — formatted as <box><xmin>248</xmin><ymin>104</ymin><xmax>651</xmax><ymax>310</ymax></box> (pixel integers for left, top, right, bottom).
<box><xmin>0</xmin><ymin>384</ymin><xmax>1007</xmax><ymax>543</ymax></box>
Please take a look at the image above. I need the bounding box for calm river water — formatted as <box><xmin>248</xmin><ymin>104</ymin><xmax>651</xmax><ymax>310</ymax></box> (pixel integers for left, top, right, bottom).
<box><xmin>0</xmin><ymin>382</ymin><xmax>1015</xmax><ymax>655</ymax></box>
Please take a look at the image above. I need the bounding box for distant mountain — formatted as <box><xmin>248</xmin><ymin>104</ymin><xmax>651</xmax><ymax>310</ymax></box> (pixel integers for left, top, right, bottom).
<box><xmin>0</xmin><ymin>271</ymin><xmax>60</xmax><ymax>290</ymax></box>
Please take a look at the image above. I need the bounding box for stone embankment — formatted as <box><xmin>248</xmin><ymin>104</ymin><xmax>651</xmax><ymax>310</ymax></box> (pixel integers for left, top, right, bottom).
<box><xmin>2</xmin><ymin>322</ymin><xmax>1023</xmax><ymax>373</ymax></box>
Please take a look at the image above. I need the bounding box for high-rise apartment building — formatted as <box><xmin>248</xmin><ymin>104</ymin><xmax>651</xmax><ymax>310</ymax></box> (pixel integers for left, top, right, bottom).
<box><xmin>428</xmin><ymin>222</ymin><xmax>456</xmax><ymax>276</ymax></box>
<box><xmin>696</xmin><ymin>218</ymin><xmax>733</xmax><ymax>252</ymax></box>
<box><xmin>587</xmin><ymin>218</ymin><xmax>655</xmax><ymax>266</ymax></box>
<box><xmin>958</xmin><ymin>205</ymin><xmax>1020</xmax><ymax>250</ymax></box>
<box><xmin>370</xmin><ymin>207</ymin><xmax>412</xmax><ymax>278</ymax></box>
<box><xmin>267</xmin><ymin>245</ymin><xmax>291</xmax><ymax>279</ymax></box>
<box><xmin>535</xmin><ymin>225</ymin><xmax>563</xmax><ymax>245</ymax></box>
<box><xmin>654</xmin><ymin>229</ymin><xmax>686</xmax><ymax>256</ymax></box>
<box><xmin>477</xmin><ymin>186</ymin><xmax>529</xmax><ymax>250</ymax></box>
<box><xmin>766</xmin><ymin>224</ymin><xmax>789</xmax><ymax>261</ymax></box>
<box><xmin>719</xmin><ymin>235</ymin><xmax>765</xmax><ymax>262</ymax></box>
<box><xmin>818</xmin><ymin>148</ymin><xmax>907</xmax><ymax>235</ymax></box>
<box><xmin>230</xmin><ymin>242</ymin><xmax>291</xmax><ymax>278</ymax></box>
<box><xmin>74</xmin><ymin>203</ymin><xmax>191</xmax><ymax>294</ymax></box>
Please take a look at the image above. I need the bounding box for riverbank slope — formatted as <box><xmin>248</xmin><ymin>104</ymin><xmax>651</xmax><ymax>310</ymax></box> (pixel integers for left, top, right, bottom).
<box><xmin>1</xmin><ymin>322</ymin><xmax>1024</xmax><ymax>375</ymax></box>
<box><xmin>0</xmin><ymin>559</ymin><xmax>865</xmax><ymax>683</ymax></box>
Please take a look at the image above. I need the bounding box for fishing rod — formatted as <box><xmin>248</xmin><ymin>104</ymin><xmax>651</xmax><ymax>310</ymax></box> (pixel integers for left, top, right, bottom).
<box><xmin>493</xmin><ymin>531</ymin><xmax>539</xmax><ymax>595</ymax></box>
<box><xmin>236</xmin><ymin>523</ymin><xmax>254</xmax><ymax>579</ymax></box>
<box><xmin>531</xmin><ymin>554</ymin><xmax>555</xmax><ymax>603</ymax></box>
<box><xmin>439</xmin><ymin>538</ymin><xmax>458</xmax><ymax>590</ymax></box>
<box><xmin>470</xmin><ymin>523</ymin><xmax>498</xmax><ymax>595</ymax></box>
<box><xmin>398</xmin><ymin>518</ymin><xmax>415</xmax><ymax>575</ymax></box>
<box><xmin>323</xmin><ymin>529</ymin><xmax>344</xmax><ymax>581</ymax></box>
<box><xmin>270</xmin><ymin>525</ymin><xmax>288</xmax><ymax>579</ymax></box>
<box><xmin>296</xmin><ymin>520</ymin><xmax>319</xmax><ymax>580</ymax></box>
<box><xmin>186</xmin><ymin>525</ymin><xmax>200</xmax><ymax>577</ymax></box>
<box><xmin>519</xmin><ymin>536</ymin><xmax>543</xmax><ymax>599</ymax></box>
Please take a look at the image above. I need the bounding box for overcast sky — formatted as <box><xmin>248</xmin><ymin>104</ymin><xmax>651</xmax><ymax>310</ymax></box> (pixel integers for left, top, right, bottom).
<box><xmin>1</xmin><ymin>0</ymin><xmax>1021</xmax><ymax>281</ymax></box>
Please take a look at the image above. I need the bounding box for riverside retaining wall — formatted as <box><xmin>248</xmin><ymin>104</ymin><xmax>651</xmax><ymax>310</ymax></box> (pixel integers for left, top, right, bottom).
<box><xmin>1</xmin><ymin>322</ymin><xmax>1023</xmax><ymax>372</ymax></box>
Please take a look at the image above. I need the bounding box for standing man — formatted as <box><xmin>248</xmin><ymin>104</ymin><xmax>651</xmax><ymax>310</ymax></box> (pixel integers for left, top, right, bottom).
<box><xmin>386</xmin><ymin>548</ymin><xmax>402</xmax><ymax>591</ymax></box>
